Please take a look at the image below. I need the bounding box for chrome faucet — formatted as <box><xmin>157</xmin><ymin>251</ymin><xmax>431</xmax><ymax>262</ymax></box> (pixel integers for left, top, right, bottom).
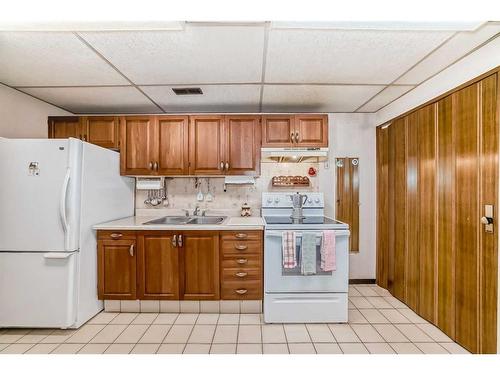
<box><xmin>193</xmin><ymin>205</ymin><xmax>201</xmax><ymax>216</ymax></box>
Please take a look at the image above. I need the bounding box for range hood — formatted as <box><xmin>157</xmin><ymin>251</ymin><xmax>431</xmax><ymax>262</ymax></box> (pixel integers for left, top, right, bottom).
<box><xmin>261</xmin><ymin>148</ymin><xmax>329</xmax><ymax>163</ymax></box>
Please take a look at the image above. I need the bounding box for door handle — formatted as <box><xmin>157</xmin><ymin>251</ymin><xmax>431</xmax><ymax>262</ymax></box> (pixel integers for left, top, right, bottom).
<box><xmin>59</xmin><ymin>168</ymin><xmax>71</xmax><ymax>249</ymax></box>
<box><xmin>220</xmin><ymin>161</ymin><xmax>224</xmax><ymax>170</ymax></box>
<box><xmin>225</xmin><ymin>162</ymin><xmax>229</xmax><ymax>171</ymax></box>
<box><xmin>149</xmin><ymin>161</ymin><xmax>153</xmax><ymax>170</ymax></box>
<box><xmin>295</xmin><ymin>132</ymin><xmax>299</xmax><ymax>142</ymax></box>
<box><xmin>44</xmin><ymin>252</ymin><xmax>72</xmax><ymax>259</ymax></box>
<box><xmin>178</xmin><ymin>234</ymin><xmax>183</xmax><ymax>247</ymax></box>
<box><xmin>129</xmin><ymin>244</ymin><xmax>134</xmax><ymax>257</ymax></box>
<box><xmin>290</xmin><ymin>132</ymin><xmax>294</xmax><ymax>142</ymax></box>
<box><xmin>154</xmin><ymin>161</ymin><xmax>158</xmax><ymax>171</ymax></box>
<box><xmin>171</xmin><ymin>235</ymin><xmax>177</xmax><ymax>247</ymax></box>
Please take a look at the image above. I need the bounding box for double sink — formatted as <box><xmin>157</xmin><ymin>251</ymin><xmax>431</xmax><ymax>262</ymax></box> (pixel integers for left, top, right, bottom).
<box><xmin>143</xmin><ymin>216</ymin><xmax>227</xmax><ymax>225</ymax></box>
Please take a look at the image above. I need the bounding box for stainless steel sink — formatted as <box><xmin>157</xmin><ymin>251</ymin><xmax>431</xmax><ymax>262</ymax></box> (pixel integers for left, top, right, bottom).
<box><xmin>142</xmin><ymin>216</ymin><xmax>226</xmax><ymax>225</ymax></box>
<box><xmin>142</xmin><ymin>216</ymin><xmax>190</xmax><ymax>225</ymax></box>
<box><xmin>186</xmin><ymin>216</ymin><xmax>226</xmax><ymax>225</ymax></box>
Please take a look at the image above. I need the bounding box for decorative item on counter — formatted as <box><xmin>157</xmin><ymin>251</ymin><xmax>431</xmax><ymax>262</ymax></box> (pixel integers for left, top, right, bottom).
<box><xmin>272</xmin><ymin>175</ymin><xmax>310</xmax><ymax>187</ymax></box>
<box><xmin>241</xmin><ymin>203</ymin><xmax>252</xmax><ymax>217</ymax></box>
<box><xmin>308</xmin><ymin>167</ymin><xmax>317</xmax><ymax>177</ymax></box>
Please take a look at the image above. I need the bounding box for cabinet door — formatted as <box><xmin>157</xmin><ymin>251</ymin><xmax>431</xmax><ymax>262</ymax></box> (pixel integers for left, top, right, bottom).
<box><xmin>180</xmin><ymin>232</ymin><xmax>219</xmax><ymax>300</ymax></box>
<box><xmin>137</xmin><ymin>233</ymin><xmax>179</xmax><ymax>299</ymax></box>
<box><xmin>156</xmin><ymin>116</ymin><xmax>189</xmax><ymax>175</ymax></box>
<box><xmin>120</xmin><ymin>116</ymin><xmax>156</xmax><ymax>175</ymax></box>
<box><xmin>188</xmin><ymin>116</ymin><xmax>224</xmax><ymax>175</ymax></box>
<box><xmin>294</xmin><ymin>114</ymin><xmax>328</xmax><ymax>147</ymax></box>
<box><xmin>261</xmin><ymin>116</ymin><xmax>294</xmax><ymax>147</ymax></box>
<box><xmin>48</xmin><ymin>117</ymin><xmax>82</xmax><ymax>139</ymax></box>
<box><xmin>224</xmin><ymin>115</ymin><xmax>261</xmax><ymax>176</ymax></box>
<box><xmin>83</xmin><ymin>116</ymin><xmax>120</xmax><ymax>149</ymax></box>
<box><xmin>97</xmin><ymin>239</ymin><xmax>136</xmax><ymax>300</ymax></box>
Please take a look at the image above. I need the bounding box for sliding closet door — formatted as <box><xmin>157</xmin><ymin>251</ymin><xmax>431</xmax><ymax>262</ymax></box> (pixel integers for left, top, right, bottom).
<box><xmin>437</xmin><ymin>94</ymin><xmax>455</xmax><ymax>339</ymax></box>
<box><xmin>376</xmin><ymin>126</ymin><xmax>389</xmax><ymax>289</ymax></box>
<box><xmin>406</xmin><ymin>111</ymin><xmax>419</xmax><ymax>312</ymax></box>
<box><xmin>418</xmin><ymin>104</ymin><xmax>437</xmax><ymax>324</ymax></box>
<box><xmin>479</xmin><ymin>74</ymin><xmax>498</xmax><ymax>354</ymax></box>
<box><xmin>454</xmin><ymin>82</ymin><xmax>480</xmax><ymax>354</ymax></box>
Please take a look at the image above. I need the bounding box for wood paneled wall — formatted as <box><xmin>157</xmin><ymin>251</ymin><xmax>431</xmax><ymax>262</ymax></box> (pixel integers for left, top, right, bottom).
<box><xmin>376</xmin><ymin>72</ymin><xmax>499</xmax><ymax>354</ymax></box>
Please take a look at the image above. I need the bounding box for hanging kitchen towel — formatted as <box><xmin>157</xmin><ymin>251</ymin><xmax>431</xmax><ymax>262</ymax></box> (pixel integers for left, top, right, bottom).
<box><xmin>282</xmin><ymin>231</ymin><xmax>297</xmax><ymax>269</ymax></box>
<box><xmin>301</xmin><ymin>232</ymin><xmax>317</xmax><ymax>275</ymax></box>
<box><xmin>320</xmin><ymin>230</ymin><xmax>336</xmax><ymax>272</ymax></box>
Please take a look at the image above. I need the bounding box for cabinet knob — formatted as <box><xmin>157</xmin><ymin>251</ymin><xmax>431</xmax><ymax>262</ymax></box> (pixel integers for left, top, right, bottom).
<box><xmin>219</xmin><ymin>161</ymin><xmax>224</xmax><ymax>170</ymax></box>
<box><xmin>295</xmin><ymin>132</ymin><xmax>299</xmax><ymax>142</ymax></box>
<box><xmin>236</xmin><ymin>258</ymin><xmax>248</xmax><ymax>264</ymax></box>
<box><xmin>154</xmin><ymin>161</ymin><xmax>158</xmax><ymax>171</ymax></box>
<box><xmin>235</xmin><ymin>272</ymin><xmax>248</xmax><ymax>278</ymax></box>
<box><xmin>178</xmin><ymin>234</ymin><xmax>183</xmax><ymax>247</ymax></box>
<box><xmin>235</xmin><ymin>244</ymin><xmax>247</xmax><ymax>250</ymax></box>
<box><xmin>149</xmin><ymin>161</ymin><xmax>153</xmax><ymax>170</ymax></box>
<box><xmin>171</xmin><ymin>235</ymin><xmax>177</xmax><ymax>247</ymax></box>
<box><xmin>290</xmin><ymin>132</ymin><xmax>294</xmax><ymax>142</ymax></box>
<box><xmin>235</xmin><ymin>289</ymin><xmax>248</xmax><ymax>295</ymax></box>
<box><xmin>110</xmin><ymin>233</ymin><xmax>123</xmax><ymax>239</ymax></box>
<box><xmin>225</xmin><ymin>162</ymin><xmax>229</xmax><ymax>171</ymax></box>
<box><xmin>235</xmin><ymin>233</ymin><xmax>248</xmax><ymax>239</ymax></box>
<box><xmin>129</xmin><ymin>244</ymin><xmax>134</xmax><ymax>257</ymax></box>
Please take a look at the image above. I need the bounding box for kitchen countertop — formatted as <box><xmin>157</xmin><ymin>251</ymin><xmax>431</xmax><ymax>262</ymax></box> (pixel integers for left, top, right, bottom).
<box><xmin>93</xmin><ymin>215</ymin><xmax>265</xmax><ymax>231</ymax></box>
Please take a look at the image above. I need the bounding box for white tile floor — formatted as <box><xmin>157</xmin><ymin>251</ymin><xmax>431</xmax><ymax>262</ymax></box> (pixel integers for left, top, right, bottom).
<box><xmin>0</xmin><ymin>285</ymin><xmax>470</xmax><ymax>354</ymax></box>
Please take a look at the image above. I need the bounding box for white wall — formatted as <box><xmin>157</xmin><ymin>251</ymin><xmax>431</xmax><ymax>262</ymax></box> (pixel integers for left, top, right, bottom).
<box><xmin>376</xmin><ymin>35</ymin><xmax>500</xmax><ymax>125</ymax></box>
<box><xmin>0</xmin><ymin>84</ymin><xmax>70</xmax><ymax>138</ymax></box>
<box><xmin>320</xmin><ymin>113</ymin><xmax>377</xmax><ymax>279</ymax></box>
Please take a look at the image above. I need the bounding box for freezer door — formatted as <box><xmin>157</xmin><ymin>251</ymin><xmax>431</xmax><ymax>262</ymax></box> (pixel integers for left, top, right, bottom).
<box><xmin>0</xmin><ymin>251</ymin><xmax>78</xmax><ymax>328</ymax></box>
<box><xmin>0</xmin><ymin>138</ymin><xmax>82</xmax><ymax>252</ymax></box>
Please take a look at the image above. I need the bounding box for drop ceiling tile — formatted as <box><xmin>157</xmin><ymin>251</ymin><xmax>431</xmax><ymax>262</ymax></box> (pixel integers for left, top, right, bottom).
<box><xmin>261</xmin><ymin>85</ymin><xmax>383</xmax><ymax>112</ymax></box>
<box><xmin>356</xmin><ymin>85</ymin><xmax>414</xmax><ymax>112</ymax></box>
<box><xmin>19</xmin><ymin>86</ymin><xmax>161</xmax><ymax>114</ymax></box>
<box><xmin>0</xmin><ymin>32</ymin><xmax>128</xmax><ymax>86</ymax></box>
<box><xmin>80</xmin><ymin>25</ymin><xmax>266</xmax><ymax>85</ymax></box>
<box><xmin>140</xmin><ymin>85</ymin><xmax>261</xmax><ymax>112</ymax></box>
<box><xmin>395</xmin><ymin>23</ymin><xmax>500</xmax><ymax>84</ymax></box>
<box><xmin>265</xmin><ymin>29</ymin><xmax>453</xmax><ymax>84</ymax></box>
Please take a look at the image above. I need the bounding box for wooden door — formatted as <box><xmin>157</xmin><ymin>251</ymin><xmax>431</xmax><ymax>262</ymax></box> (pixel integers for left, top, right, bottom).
<box><xmin>82</xmin><ymin>116</ymin><xmax>120</xmax><ymax>149</ymax></box>
<box><xmin>294</xmin><ymin>114</ymin><xmax>328</xmax><ymax>147</ymax></box>
<box><xmin>478</xmin><ymin>74</ymin><xmax>498</xmax><ymax>354</ymax></box>
<box><xmin>417</xmin><ymin>104</ymin><xmax>437</xmax><ymax>323</ymax></box>
<box><xmin>261</xmin><ymin>116</ymin><xmax>295</xmax><ymax>147</ymax></box>
<box><xmin>97</xmin><ymin>239</ymin><xmax>136</xmax><ymax>300</ymax></box>
<box><xmin>454</xmin><ymin>83</ymin><xmax>480</xmax><ymax>353</ymax></box>
<box><xmin>156</xmin><ymin>116</ymin><xmax>189</xmax><ymax>175</ymax></box>
<box><xmin>189</xmin><ymin>116</ymin><xmax>224</xmax><ymax>175</ymax></box>
<box><xmin>376</xmin><ymin>126</ymin><xmax>389</xmax><ymax>289</ymax></box>
<box><xmin>120</xmin><ymin>116</ymin><xmax>156</xmax><ymax>175</ymax></box>
<box><xmin>48</xmin><ymin>117</ymin><xmax>82</xmax><ymax>139</ymax></box>
<box><xmin>335</xmin><ymin>157</ymin><xmax>359</xmax><ymax>252</ymax></box>
<box><xmin>137</xmin><ymin>232</ymin><xmax>179</xmax><ymax>299</ymax></box>
<box><xmin>224</xmin><ymin>116</ymin><xmax>261</xmax><ymax>176</ymax></box>
<box><xmin>179</xmin><ymin>232</ymin><xmax>220</xmax><ymax>300</ymax></box>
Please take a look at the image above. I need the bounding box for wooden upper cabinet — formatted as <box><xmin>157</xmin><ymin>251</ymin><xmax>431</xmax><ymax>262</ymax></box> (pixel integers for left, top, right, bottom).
<box><xmin>48</xmin><ymin>117</ymin><xmax>82</xmax><ymax>139</ymax></box>
<box><xmin>189</xmin><ymin>116</ymin><xmax>224</xmax><ymax>175</ymax></box>
<box><xmin>224</xmin><ymin>116</ymin><xmax>261</xmax><ymax>176</ymax></box>
<box><xmin>156</xmin><ymin>116</ymin><xmax>189</xmax><ymax>175</ymax></box>
<box><xmin>262</xmin><ymin>116</ymin><xmax>295</xmax><ymax>147</ymax></box>
<box><xmin>120</xmin><ymin>116</ymin><xmax>156</xmax><ymax>175</ymax></box>
<box><xmin>137</xmin><ymin>232</ymin><xmax>179</xmax><ymax>300</ymax></box>
<box><xmin>295</xmin><ymin>114</ymin><xmax>328</xmax><ymax>147</ymax></box>
<box><xmin>180</xmin><ymin>231</ymin><xmax>220</xmax><ymax>300</ymax></box>
<box><xmin>262</xmin><ymin>114</ymin><xmax>328</xmax><ymax>148</ymax></box>
<box><xmin>82</xmin><ymin>116</ymin><xmax>120</xmax><ymax>149</ymax></box>
<box><xmin>97</xmin><ymin>238</ymin><xmax>137</xmax><ymax>300</ymax></box>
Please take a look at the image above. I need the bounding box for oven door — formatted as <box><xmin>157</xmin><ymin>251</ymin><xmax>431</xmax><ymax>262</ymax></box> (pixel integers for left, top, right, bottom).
<box><xmin>264</xmin><ymin>229</ymin><xmax>349</xmax><ymax>293</ymax></box>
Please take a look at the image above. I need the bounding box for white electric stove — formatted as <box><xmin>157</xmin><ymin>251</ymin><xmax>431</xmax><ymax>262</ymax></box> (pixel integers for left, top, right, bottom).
<box><xmin>262</xmin><ymin>192</ymin><xmax>350</xmax><ymax>323</ymax></box>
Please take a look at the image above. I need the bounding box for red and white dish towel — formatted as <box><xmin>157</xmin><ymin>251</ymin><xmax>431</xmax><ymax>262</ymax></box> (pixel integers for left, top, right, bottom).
<box><xmin>320</xmin><ymin>230</ymin><xmax>336</xmax><ymax>271</ymax></box>
<box><xmin>282</xmin><ymin>231</ymin><xmax>297</xmax><ymax>269</ymax></box>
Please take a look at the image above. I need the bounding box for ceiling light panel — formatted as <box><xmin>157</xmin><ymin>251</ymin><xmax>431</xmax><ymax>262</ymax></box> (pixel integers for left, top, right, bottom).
<box><xmin>395</xmin><ymin>23</ymin><xmax>500</xmax><ymax>84</ymax></box>
<box><xmin>141</xmin><ymin>84</ymin><xmax>261</xmax><ymax>112</ymax></box>
<box><xmin>356</xmin><ymin>85</ymin><xmax>415</xmax><ymax>112</ymax></box>
<box><xmin>20</xmin><ymin>86</ymin><xmax>161</xmax><ymax>114</ymax></box>
<box><xmin>265</xmin><ymin>29</ymin><xmax>453</xmax><ymax>84</ymax></box>
<box><xmin>261</xmin><ymin>84</ymin><xmax>383</xmax><ymax>112</ymax></box>
<box><xmin>271</xmin><ymin>21</ymin><xmax>485</xmax><ymax>31</ymax></box>
<box><xmin>0</xmin><ymin>32</ymin><xmax>129</xmax><ymax>86</ymax></box>
<box><xmin>79</xmin><ymin>24</ymin><xmax>266</xmax><ymax>85</ymax></box>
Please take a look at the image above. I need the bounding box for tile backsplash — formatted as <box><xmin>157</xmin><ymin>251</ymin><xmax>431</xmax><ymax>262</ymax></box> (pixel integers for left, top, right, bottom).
<box><xmin>135</xmin><ymin>162</ymin><xmax>322</xmax><ymax>215</ymax></box>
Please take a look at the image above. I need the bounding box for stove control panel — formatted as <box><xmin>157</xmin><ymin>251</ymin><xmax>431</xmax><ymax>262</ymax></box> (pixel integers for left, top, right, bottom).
<box><xmin>262</xmin><ymin>192</ymin><xmax>324</xmax><ymax>208</ymax></box>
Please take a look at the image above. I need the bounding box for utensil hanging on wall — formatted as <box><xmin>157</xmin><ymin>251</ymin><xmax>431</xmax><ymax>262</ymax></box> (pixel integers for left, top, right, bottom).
<box><xmin>205</xmin><ymin>179</ymin><xmax>214</xmax><ymax>202</ymax></box>
<box><xmin>195</xmin><ymin>177</ymin><xmax>204</xmax><ymax>201</ymax></box>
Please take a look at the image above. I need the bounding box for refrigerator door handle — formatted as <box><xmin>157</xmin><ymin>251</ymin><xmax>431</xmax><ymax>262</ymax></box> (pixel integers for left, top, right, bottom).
<box><xmin>43</xmin><ymin>252</ymin><xmax>73</xmax><ymax>259</ymax></box>
<box><xmin>60</xmin><ymin>168</ymin><xmax>71</xmax><ymax>249</ymax></box>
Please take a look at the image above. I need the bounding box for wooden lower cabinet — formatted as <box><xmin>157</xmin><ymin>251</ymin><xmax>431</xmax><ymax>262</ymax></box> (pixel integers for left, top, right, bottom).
<box><xmin>97</xmin><ymin>229</ymin><xmax>263</xmax><ymax>301</ymax></box>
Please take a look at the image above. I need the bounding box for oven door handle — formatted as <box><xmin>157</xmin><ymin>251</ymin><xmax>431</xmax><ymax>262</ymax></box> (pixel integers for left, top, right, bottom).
<box><xmin>265</xmin><ymin>230</ymin><xmax>350</xmax><ymax>237</ymax></box>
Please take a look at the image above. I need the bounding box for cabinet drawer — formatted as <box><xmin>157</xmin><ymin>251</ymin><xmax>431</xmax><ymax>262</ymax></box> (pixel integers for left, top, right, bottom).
<box><xmin>97</xmin><ymin>230</ymin><xmax>136</xmax><ymax>240</ymax></box>
<box><xmin>222</xmin><ymin>241</ymin><xmax>262</xmax><ymax>255</ymax></box>
<box><xmin>221</xmin><ymin>281</ymin><xmax>262</xmax><ymax>300</ymax></box>
<box><xmin>221</xmin><ymin>255</ymin><xmax>261</xmax><ymax>268</ymax></box>
<box><xmin>221</xmin><ymin>231</ymin><xmax>262</xmax><ymax>241</ymax></box>
<box><xmin>222</xmin><ymin>268</ymin><xmax>261</xmax><ymax>282</ymax></box>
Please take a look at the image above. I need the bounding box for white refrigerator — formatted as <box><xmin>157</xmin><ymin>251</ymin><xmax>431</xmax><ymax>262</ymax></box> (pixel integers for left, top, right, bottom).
<box><xmin>0</xmin><ymin>137</ymin><xmax>134</xmax><ymax>328</ymax></box>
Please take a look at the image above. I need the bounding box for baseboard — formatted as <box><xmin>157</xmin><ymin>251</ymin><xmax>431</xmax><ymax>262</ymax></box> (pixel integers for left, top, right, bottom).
<box><xmin>349</xmin><ymin>279</ymin><xmax>376</xmax><ymax>284</ymax></box>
